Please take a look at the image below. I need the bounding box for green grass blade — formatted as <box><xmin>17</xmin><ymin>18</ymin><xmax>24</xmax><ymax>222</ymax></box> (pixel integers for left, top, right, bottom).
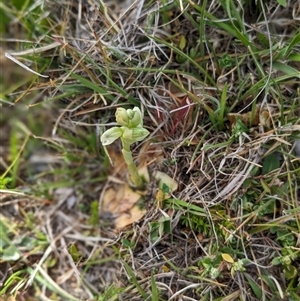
<box><xmin>244</xmin><ymin>273</ymin><xmax>263</xmax><ymax>300</ymax></box>
<box><xmin>123</xmin><ymin>261</ymin><xmax>148</xmax><ymax>299</ymax></box>
<box><xmin>151</xmin><ymin>271</ymin><xmax>159</xmax><ymax>301</ymax></box>
<box><xmin>286</xmin><ymin>31</ymin><xmax>300</xmax><ymax>56</ymax></box>
<box><xmin>70</xmin><ymin>73</ymin><xmax>115</xmax><ymax>101</ymax></box>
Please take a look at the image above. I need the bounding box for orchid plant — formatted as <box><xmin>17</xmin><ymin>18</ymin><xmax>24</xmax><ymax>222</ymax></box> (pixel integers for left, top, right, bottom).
<box><xmin>101</xmin><ymin>107</ymin><xmax>149</xmax><ymax>188</ymax></box>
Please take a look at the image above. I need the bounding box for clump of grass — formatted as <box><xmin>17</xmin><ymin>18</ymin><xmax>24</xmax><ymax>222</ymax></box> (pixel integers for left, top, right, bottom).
<box><xmin>1</xmin><ymin>0</ymin><xmax>300</xmax><ymax>300</ymax></box>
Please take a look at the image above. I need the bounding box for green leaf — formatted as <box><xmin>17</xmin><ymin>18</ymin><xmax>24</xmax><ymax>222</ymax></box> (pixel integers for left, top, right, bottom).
<box><xmin>151</xmin><ymin>271</ymin><xmax>159</xmax><ymax>301</ymax></box>
<box><xmin>271</xmin><ymin>257</ymin><xmax>281</xmax><ymax>265</ymax></box>
<box><xmin>158</xmin><ymin>216</ymin><xmax>171</xmax><ymax>237</ymax></box>
<box><xmin>287</xmin><ymin>53</ymin><xmax>300</xmax><ymax>62</ymax></box>
<box><xmin>122</xmin><ymin>127</ymin><xmax>150</xmax><ymax>144</ymax></box>
<box><xmin>244</xmin><ymin>273</ymin><xmax>263</xmax><ymax>299</ymax></box>
<box><xmin>161</xmin><ymin>183</ymin><xmax>170</xmax><ymax>194</ymax></box>
<box><xmin>273</xmin><ymin>61</ymin><xmax>300</xmax><ymax>77</ymax></box>
<box><xmin>262</xmin><ymin>153</ymin><xmax>280</xmax><ymax>175</ymax></box>
<box><xmin>71</xmin><ymin>73</ymin><xmax>115</xmax><ymax>100</ymax></box>
<box><xmin>122</xmin><ymin>261</ymin><xmax>148</xmax><ymax>299</ymax></box>
<box><xmin>1</xmin><ymin>244</ymin><xmax>22</xmax><ymax>261</ymax></box>
<box><xmin>121</xmin><ymin>239</ymin><xmax>132</xmax><ymax>248</ymax></box>
<box><xmin>149</xmin><ymin>222</ymin><xmax>160</xmax><ymax>243</ymax></box>
<box><xmin>179</xmin><ymin>35</ymin><xmax>187</xmax><ymax>50</ymax></box>
<box><xmin>101</xmin><ymin>127</ymin><xmax>123</xmax><ymax>145</ymax></box>
<box><xmin>260</xmin><ymin>179</ymin><xmax>271</xmax><ymax>193</ymax></box>
<box><xmin>276</xmin><ymin>0</ymin><xmax>287</xmax><ymax>7</ymax></box>
<box><xmin>69</xmin><ymin>243</ymin><xmax>80</xmax><ymax>262</ymax></box>
<box><xmin>218</xmin><ymin>82</ymin><xmax>227</xmax><ymax>129</ymax></box>
<box><xmin>0</xmin><ymin>177</ymin><xmax>12</xmax><ymax>189</ymax></box>
<box><xmin>284</xmin><ymin>265</ymin><xmax>297</xmax><ymax>279</ymax></box>
<box><xmin>88</xmin><ymin>200</ymin><xmax>100</xmax><ymax>226</ymax></box>
<box><xmin>260</xmin><ymin>275</ymin><xmax>278</xmax><ymax>292</ymax></box>
<box><xmin>165</xmin><ymin>199</ymin><xmax>207</xmax><ymax>216</ymax></box>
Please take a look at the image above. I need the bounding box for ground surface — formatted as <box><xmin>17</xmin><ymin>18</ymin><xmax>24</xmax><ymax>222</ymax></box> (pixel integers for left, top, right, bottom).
<box><xmin>1</xmin><ymin>0</ymin><xmax>300</xmax><ymax>300</ymax></box>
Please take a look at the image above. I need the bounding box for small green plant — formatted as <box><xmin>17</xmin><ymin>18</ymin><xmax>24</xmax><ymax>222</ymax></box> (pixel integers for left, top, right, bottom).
<box><xmin>88</xmin><ymin>200</ymin><xmax>100</xmax><ymax>227</ymax></box>
<box><xmin>272</xmin><ymin>247</ymin><xmax>299</xmax><ymax>280</ymax></box>
<box><xmin>198</xmin><ymin>255</ymin><xmax>222</xmax><ymax>279</ymax></box>
<box><xmin>218</xmin><ymin>54</ymin><xmax>235</xmax><ymax>68</ymax></box>
<box><xmin>149</xmin><ymin>215</ymin><xmax>171</xmax><ymax>243</ymax></box>
<box><xmin>101</xmin><ymin>107</ymin><xmax>149</xmax><ymax>188</ymax></box>
<box><xmin>180</xmin><ymin>213</ymin><xmax>211</xmax><ymax>235</ymax></box>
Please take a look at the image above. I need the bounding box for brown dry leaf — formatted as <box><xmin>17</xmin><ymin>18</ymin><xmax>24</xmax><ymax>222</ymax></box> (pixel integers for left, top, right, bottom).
<box><xmin>102</xmin><ymin>184</ymin><xmax>141</xmax><ymax>214</ymax></box>
<box><xmin>227</xmin><ymin>107</ymin><xmax>260</xmax><ymax>127</ymax></box>
<box><xmin>115</xmin><ymin>205</ymin><xmax>147</xmax><ymax>229</ymax></box>
<box><xmin>259</xmin><ymin>109</ymin><xmax>271</xmax><ymax>128</ymax></box>
<box><xmin>102</xmin><ymin>183</ymin><xmax>146</xmax><ymax>229</ymax></box>
<box><xmin>102</xmin><ymin>187</ymin><xmax>119</xmax><ymax>213</ymax></box>
<box><xmin>228</xmin><ymin>105</ymin><xmax>272</xmax><ymax>128</ymax></box>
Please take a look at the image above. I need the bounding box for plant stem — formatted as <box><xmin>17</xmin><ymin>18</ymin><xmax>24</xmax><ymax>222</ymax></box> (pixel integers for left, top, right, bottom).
<box><xmin>121</xmin><ymin>141</ymin><xmax>143</xmax><ymax>188</ymax></box>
